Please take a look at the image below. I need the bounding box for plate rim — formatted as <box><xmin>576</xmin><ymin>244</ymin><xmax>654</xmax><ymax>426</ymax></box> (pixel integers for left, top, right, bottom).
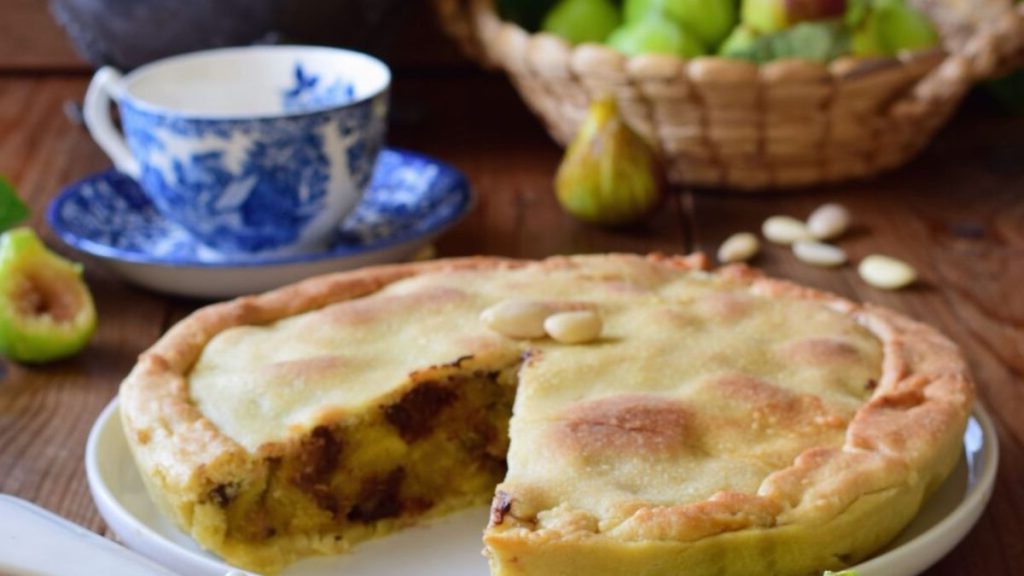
<box><xmin>86</xmin><ymin>400</ymin><xmax>240</xmax><ymax>575</ymax></box>
<box><xmin>85</xmin><ymin>399</ymin><xmax>1000</xmax><ymax>576</ymax></box>
<box><xmin>47</xmin><ymin>147</ymin><xmax>475</xmax><ymax>270</ymax></box>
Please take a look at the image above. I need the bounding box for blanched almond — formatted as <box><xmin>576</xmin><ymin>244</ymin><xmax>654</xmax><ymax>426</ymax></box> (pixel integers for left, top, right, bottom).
<box><xmin>480</xmin><ymin>300</ymin><xmax>550</xmax><ymax>339</ymax></box>
<box><xmin>544</xmin><ymin>310</ymin><xmax>602</xmax><ymax>344</ymax></box>
<box><xmin>762</xmin><ymin>215</ymin><xmax>811</xmax><ymax>245</ymax></box>
<box><xmin>793</xmin><ymin>241</ymin><xmax>847</xmax><ymax>268</ymax></box>
<box><xmin>807</xmin><ymin>203</ymin><xmax>851</xmax><ymax>240</ymax></box>
<box><xmin>717</xmin><ymin>232</ymin><xmax>759</xmax><ymax>263</ymax></box>
<box><xmin>858</xmin><ymin>255</ymin><xmax>917</xmax><ymax>290</ymax></box>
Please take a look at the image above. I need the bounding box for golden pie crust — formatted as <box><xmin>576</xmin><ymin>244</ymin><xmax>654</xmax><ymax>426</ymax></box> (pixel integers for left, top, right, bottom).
<box><xmin>118</xmin><ymin>254</ymin><xmax>974</xmax><ymax>574</ymax></box>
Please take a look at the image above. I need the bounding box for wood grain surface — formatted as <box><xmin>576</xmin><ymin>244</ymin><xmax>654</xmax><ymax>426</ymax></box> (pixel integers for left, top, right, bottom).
<box><xmin>0</xmin><ymin>0</ymin><xmax>84</xmax><ymax>71</ymax></box>
<box><xmin>0</xmin><ymin>13</ymin><xmax>1021</xmax><ymax>575</ymax></box>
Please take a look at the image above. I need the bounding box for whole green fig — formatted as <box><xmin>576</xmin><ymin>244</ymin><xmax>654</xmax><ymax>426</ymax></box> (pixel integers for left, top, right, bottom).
<box><xmin>876</xmin><ymin>0</ymin><xmax>937</xmax><ymax>53</ymax></box>
<box><xmin>661</xmin><ymin>0</ymin><xmax>738</xmax><ymax>48</ymax></box>
<box><xmin>555</xmin><ymin>98</ymin><xmax>664</xmax><ymax>226</ymax></box>
<box><xmin>848</xmin><ymin>0</ymin><xmax>937</xmax><ymax>57</ymax></box>
<box><xmin>623</xmin><ymin>0</ymin><xmax>659</xmax><ymax>23</ymax></box>
<box><xmin>850</xmin><ymin>8</ymin><xmax>887</xmax><ymax>56</ymax></box>
<box><xmin>541</xmin><ymin>0</ymin><xmax>621</xmax><ymax>44</ymax></box>
<box><xmin>607</xmin><ymin>17</ymin><xmax>706</xmax><ymax>57</ymax></box>
<box><xmin>623</xmin><ymin>0</ymin><xmax>737</xmax><ymax>49</ymax></box>
<box><xmin>719</xmin><ymin>25</ymin><xmax>767</xmax><ymax>59</ymax></box>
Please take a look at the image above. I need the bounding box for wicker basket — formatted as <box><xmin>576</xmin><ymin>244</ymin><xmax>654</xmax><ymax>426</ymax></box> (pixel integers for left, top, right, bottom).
<box><xmin>435</xmin><ymin>0</ymin><xmax>1024</xmax><ymax>190</ymax></box>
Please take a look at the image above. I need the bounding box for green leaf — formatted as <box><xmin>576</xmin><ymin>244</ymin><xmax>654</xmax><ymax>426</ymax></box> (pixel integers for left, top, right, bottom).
<box><xmin>720</xmin><ymin>21</ymin><xmax>849</xmax><ymax>64</ymax></box>
<box><xmin>0</xmin><ymin>176</ymin><xmax>29</xmax><ymax>232</ymax></box>
<box><xmin>768</xmin><ymin>21</ymin><xmax>850</xmax><ymax>63</ymax></box>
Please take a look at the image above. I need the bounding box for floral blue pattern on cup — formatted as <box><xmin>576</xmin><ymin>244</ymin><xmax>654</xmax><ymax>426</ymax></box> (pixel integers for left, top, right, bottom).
<box><xmin>82</xmin><ymin>46</ymin><xmax>391</xmax><ymax>257</ymax></box>
<box><xmin>119</xmin><ymin>94</ymin><xmax>386</xmax><ymax>254</ymax></box>
<box><xmin>282</xmin><ymin>63</ymin><xmax>356</xmax><ymax>113</ymax></box>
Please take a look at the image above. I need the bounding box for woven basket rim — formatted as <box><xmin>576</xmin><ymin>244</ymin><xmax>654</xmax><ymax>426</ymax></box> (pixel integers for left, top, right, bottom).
<box><xmin>451</xmin><ymin>0</ymin><xmax>1024</xmax><ymax>96</ymax></box>
<box><xmin>494</xmin><ymin>21</ymin><xmax>949</xmax><ymax>79</ymax></box>
<box><xmin>499</xmin><ymin>29</ymin><xmax>947</xmax><ymax>85</ymax></box>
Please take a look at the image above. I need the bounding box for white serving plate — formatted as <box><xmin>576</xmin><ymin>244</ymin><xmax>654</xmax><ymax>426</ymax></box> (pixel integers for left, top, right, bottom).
<box><xmin>86</xmin><ymin>400</ymin><xmax>998</xmax><ymax>576</ymax></box>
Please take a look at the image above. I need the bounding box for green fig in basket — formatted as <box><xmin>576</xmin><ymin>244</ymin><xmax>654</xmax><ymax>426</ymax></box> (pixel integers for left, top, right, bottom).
<box><xmin>660</xmin><ymin>0</ymin><xmax>739</xmax><ymax>48</ymax></box>
<box><xmin>849</xmin><ymin>0</ymin><xmax>937</xmax><ymax>57</ymax></box>
<box><xmin>719</xmin><ymin>25</ymin><xmax>768</xmax><ymax>59</ymax></box>
<box><xmin>541</xmin><ymin>0</ymin><xmax>621</xmax><ymax>44</ymax></box>
<box><xmin>0</xmin><ymin>227</ymin><xmax>97</xmax><ymax>363</ymax></box>
<box><xmin>555</xmin><ymin>97</ymin><xmax>664</xmax><ymax>226</ymax></box>
<box><xmin>623</xmin><ymin>0</ymin><xmax>738</xmax><ymax>49</ymax></box>
<box><xmin>607</xmin><ymin>17</ymin><xmax>706</xmax><ymax>57</ymax></box>
<box><xmin>850</xmin><ymin>10</ymin><xmax>887</xmax><ymax>56</ymax></box>
<box><xmin>875</xmin><ymin>0</ymin><xmax>938</xmax><ymax>53</ymax></box>
<box><xmin>742</xmin><ymin>0</ymin><xmax>847</xmax><ymax>34</ymax></box>
<box><xmin>848</xmin><ymin>0</ymin><xmax>886</xmax><ymax>56</ymax></box>
<box><xmin>623</xmin><ymin>0</ymin><xmax>660</xmax><ymax>23</ymax></box>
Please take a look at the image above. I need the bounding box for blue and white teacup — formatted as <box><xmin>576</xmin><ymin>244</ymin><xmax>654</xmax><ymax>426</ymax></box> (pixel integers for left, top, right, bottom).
<box><xmin>83</xmin><ymin>46</ymin><xmax>390</xmax><ymax>257</ymax></box>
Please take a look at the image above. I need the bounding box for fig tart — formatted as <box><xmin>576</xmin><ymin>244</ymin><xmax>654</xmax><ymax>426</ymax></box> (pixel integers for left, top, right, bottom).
<box><xmin>118</xmin><ymin>254</ymin><xmax>974</xmax><ymax>574</ymax></box>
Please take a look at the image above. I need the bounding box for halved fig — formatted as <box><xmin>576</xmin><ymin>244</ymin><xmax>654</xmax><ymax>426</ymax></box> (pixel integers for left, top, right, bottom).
<box><xmin>0</xmin><ymin>227</ymin><xmax>97</xmax><ymax>363</ymax></box>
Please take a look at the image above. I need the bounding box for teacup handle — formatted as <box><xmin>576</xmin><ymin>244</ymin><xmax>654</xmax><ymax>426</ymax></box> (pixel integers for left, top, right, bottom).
<box><xmin>83</xmin><ymin>67</ymin><xmax>141</xmax><ymax>179</ymax></box>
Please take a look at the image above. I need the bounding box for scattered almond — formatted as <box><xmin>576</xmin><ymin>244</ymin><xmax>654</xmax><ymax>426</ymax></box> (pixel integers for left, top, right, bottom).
<box><xmin>858</xmin><ymin>255</ymin><xmax>917</xmax><ymax>290</ymax></box>
<box><xmin>793</xmin><ymin>241</ymin><xmax>847</xmax><ymax>268</ymax></box>
<box><xmin>762</xmin><ymin>216</ymin><xmax>812</xmax><ymax>245</ymax></box>
<box><xmin>717</xmin><ymin>232</ymin><xmax>759</xmax><ymax>264</ymax></box>
<box><xmin>807</xmin><ymin>203</ymin><xmax>851</xmax><ymax>240</ymax></box>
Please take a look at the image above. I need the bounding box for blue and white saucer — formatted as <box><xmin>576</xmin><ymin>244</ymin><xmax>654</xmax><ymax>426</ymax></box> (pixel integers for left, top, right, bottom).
<box><xmin>47</xmin><ymin>148</ymin><xmax>473</xmax><ymax>299</ymax></box>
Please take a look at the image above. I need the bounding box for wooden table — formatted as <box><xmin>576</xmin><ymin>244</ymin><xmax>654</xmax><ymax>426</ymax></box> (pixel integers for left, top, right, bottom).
<box><xmin>0</xmin><ymin>10</ymin><xmax>1022</xmax><ymax>576</ymax></box>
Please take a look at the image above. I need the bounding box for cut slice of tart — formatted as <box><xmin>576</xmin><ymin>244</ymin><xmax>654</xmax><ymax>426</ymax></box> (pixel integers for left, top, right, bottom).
<box><xmin>118</xmin><ymin>254</ymin><xmax>973</xmax><ymax>574</ymax></box>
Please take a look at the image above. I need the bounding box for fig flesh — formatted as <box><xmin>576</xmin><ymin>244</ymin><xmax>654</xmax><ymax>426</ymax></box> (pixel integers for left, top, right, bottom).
<box><xmin>0</xmin><ymin>228</ymin><xmax>97</xmax><ymax>363</ymax></box>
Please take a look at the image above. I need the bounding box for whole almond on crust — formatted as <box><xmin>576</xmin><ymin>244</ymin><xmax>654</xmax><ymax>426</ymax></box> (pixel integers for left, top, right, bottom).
<box><xmin>544</xmin><ymin>310</ymin><xmax>603</xmax><ymax>344</ymax></box>
<box><xmin>481</xmin><ymin>300</ymin><xmax>551</xmax><ymax>339</ymax></box>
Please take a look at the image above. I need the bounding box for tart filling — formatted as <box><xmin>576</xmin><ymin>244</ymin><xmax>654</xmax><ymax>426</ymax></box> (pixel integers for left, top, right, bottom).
<box><xmin>194</xmin><ymin>369</ymin><xmax>516</xmax><ymax>553</ymax></box>
<box><xmin>119</xmin><ymin>254</ymin><xmax>973</xmax><ymax>574</ymax></box>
